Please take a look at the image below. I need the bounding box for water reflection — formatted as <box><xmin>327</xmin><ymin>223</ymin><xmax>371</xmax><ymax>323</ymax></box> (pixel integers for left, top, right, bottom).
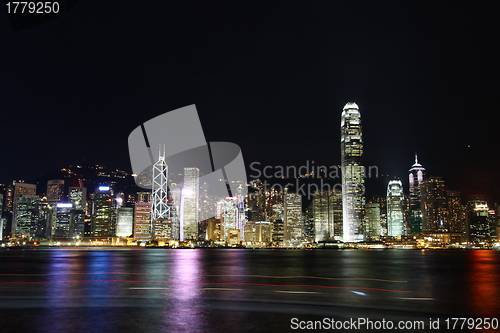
<box><xmin>1</xmin><ymin>248</ymin><xmax>500</xmax><ymax>332</ymax></box>
<box><xmin>167</xmin><ymin>250</ymin><xmax>205</xmax><ymax>332</ymax></box>
<box><xmin>43</xmin><ymin>250</ymin><xmax>85</xmax><ymax>330</ymax></box>
<box><xmin>466</xmin><ymin>250</ymin><xmax>500</xmax><ymax>317</ymax></box>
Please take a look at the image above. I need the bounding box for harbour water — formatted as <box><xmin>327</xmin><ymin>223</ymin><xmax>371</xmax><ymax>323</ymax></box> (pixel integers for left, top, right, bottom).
<box><xmin>0</xmin><ymin>248</ymin><xmax>499</xmax><ymax>332</ymax></box>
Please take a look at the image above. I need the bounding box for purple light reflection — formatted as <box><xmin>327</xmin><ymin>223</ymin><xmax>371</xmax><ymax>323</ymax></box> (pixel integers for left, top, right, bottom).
<box><xmin>42</xmin><ymin>250</ymin><xmax>85</xmax><ymax>330</ymax></box>
<box><xmin>166</xmin><ymin>250</ymin><xmax>206</xmax><ymax>331</ymax></box>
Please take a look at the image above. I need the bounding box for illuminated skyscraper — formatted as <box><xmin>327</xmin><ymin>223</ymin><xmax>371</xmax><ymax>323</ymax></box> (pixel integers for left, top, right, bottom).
<box><xmin>341</xmin><ymin>102</ymin><xmax>365</xmax><ymax>242</ymax></box>
<box><xmin>151</xmin><ymin>146</ymin><xmax>172</xmax><ymax>241</ymax></box>
<box><xmin>254</xmin><ymin>221</ymin><xmax>272</xmax><ymax>243</ymax></box>
<box><xmin>15</xmin><ymin>194</ymin><xmax>40</xmax><ymax>239</ymax></box>
<box><xmin>92</xmin><ymin>186</ymin><xmax>114</xmax><ymax>239</ymax></box>
<box><xmin>466</xmin><ymin>195</ymin><xmax>494</xmax><ymax>243</ymax></box>
<box><xmin>365</xmin><ymin>202</ymin><xmax>381</xmax><ymax>239</ymax></box>
<box><xmin>69</xmin><ymin>187</ymin><xmax>87</xmax><ymax>210</ymax></box>
<box><xmin>421</xmin><ymin>177</ymin><xmax>447</xmax><ymax>232</ymax></box>
<box><xmin>447</xmin><ymin>191</ymin><xmax>465</xmax><ymax>236</ymax></box>
<box><xmin>409</xmin><ymin>154</ymin><xmax>425</xmax><ymax>234</ymax></box>
<box><xmin>5</xmin><ymin>183</ymin><xmax>13</xmax><ymax>213</ymax></box>
<box><xmin>68</xmin><ymin>186</ymin><xmax>87</xmax><ymax>240</ymax></box>
<box><xmin>69</xmin><ymin>206</ymin><xmax>85</xmax><ymax>240</ymax></box>
<box><xmin>216</xmin><ymin>195</ymin><xmax>245</xmax><ymax>242</ymax></box>
<box><xmin>206</xmin><ymin>218</ymin><xmax>222</xmax><ymax>242</ymax></box>
<box><xmin>134</xmin><ymin>202</ymin><xmax>151</xmax><ymax>242</ymax></box>
<box><xmin>11</xmin><ymin>182</ymin><xmax>36</xmax><ymax>238</ymax></box>
<box><xmin>116</xmin><ymin>207</ymin><xmax>134</xmax><ymax>237</ymax></box>
<box><xmin>387</xmin><ymin>180</ymin><xmax>405</xmax><ymax>237</ymax></box>
<box><xmin>180</xmin><ymin>167</ymin><xmax>199</xmax><ymax>241</ymax></box>
<box><xmin>53</xmin><ymin>203</ymin><xmax>73</xmax><ymax>238</ymax></box>
<box><xmin>152</xmin><ymin>146</ymin><xmax>169</xmax><ymax>221</ymax></box>
<box><xmin>312</xmin><ymin>191</ymin><xmax>329</xmax><ymax>242</ymax></box>
<box><xmin>312</xmin><ymin>189</ymin><xmax>342</xmax><ymax>242</ymax></box>
<box><xmin>284</xmin><ymin>192</ymin><xmax>303</xmax><ymax>243</ymax></box>
<box><xmin>47</xmin><ymin>180</ymin><xmax>64</xmax><ymax>203</ymax></box>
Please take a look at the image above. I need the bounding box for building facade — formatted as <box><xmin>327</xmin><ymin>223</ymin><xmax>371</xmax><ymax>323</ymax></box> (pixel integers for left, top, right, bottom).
<box><xmin>284</xmin><ymin>192</ymin><xmax>303</xmax><ymax>243</ymax></box>
<box><xmin>312</xmin><ymin>189</ymin><xmax>343</xmax><ymax>242</ymax></box>
<box><xmin>151</xmin><ymin>147</ymin><xmax>171</xmax><ymax>241</ymax></box>
<box><xmin>181</xmin><ymin>167</ymin><xmax>199</xmax><ymax>241</ymax></box>
<box><xmin>421</xmin><ymin>177</ymin><xmax>447</xmax><ymax>232</ymax></box>
<box><xmin>365</xmin><ymin>202</ymin><xmax>381</xmax><ymax>239</ymax></box>
<box><xmin>387</xmin><ymin>180</ymin><xmax>405</xmax><ymax>237</ymax></box>
<box><xmin>408</xmin><ymin>155</ymin><xmax>425</xmax><ymax>234</ymax></box>
<box><xmin>116</xmin><ymin>207</ymin><xmax>134</xmax><ymax>237</ymax></box>
<box><xmin>92</xmin><ymin>187</ymin><xmax>114</xmax><ymax>238</ymax></box>
<box><xmin>134</xmin><ymin>202</ymin><xmax>151</xmax><ymax>242</ymax></box>
<box><xmin>341</xmin><ymin>102</ymin><xmax>365</xmax><ymax>242</ymax></box>
<box><xmin>47</xmin><ymin>180</ymin><xmax>64</xmax><ymax>203</ymax></box>
<box><xmin>12</xmin><ymin>182</ymin><xmax>36</xmax><ymax>238</ymax></box>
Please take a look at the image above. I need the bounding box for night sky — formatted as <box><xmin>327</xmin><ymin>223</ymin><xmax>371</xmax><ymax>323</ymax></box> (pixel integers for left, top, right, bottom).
<box><xmin>1</xmin><ymin>1</ymin><xmax>499</xmax><ymax>200</ymax></box>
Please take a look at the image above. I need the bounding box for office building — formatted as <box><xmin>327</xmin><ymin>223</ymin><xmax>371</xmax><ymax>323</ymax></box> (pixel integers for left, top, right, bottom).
<box><xmin>272</xmin><ymin>218</ymin><xmax>284</xmax><ymax>245</ymax></box>
<box><xmin>217</xmin><ymin>196</ymin><xmax>246</xmax><ymax>242</ymax></box>
<box><xmin>387</xmin><ymin>180</ymin><xmax>405</xmax><ymax>237</ymax></box>
<box><xmin>92</xmin><ymin>186</ymin><xmax>114</xmax><ymax>238</ymax></box>
<box><xmin>70</xmin><ymin>207</ymin><xmax>85</xmax><ymax>240</ymax></box>
<box><xmin>341</xmin><ymin>102</ymin><xmax>365</xmax><ymax>242</ymax></box>
<box><xmin>53</xmin><ymin>203</ymin><xmax>73</xmax><ymax>238</ymax></box>
<box><xmin>409</xmin><ymin>155</ymin><xmax>425</xmax><ymax>234</ymax></box>
<box><xmin>206</xmin><ymin>218</ymin><xmax>222</xmax><ymax>242</ymax></box>
<box><xmin>365</xmin><ymin>202</ymin><xmax>381</xmax><ymax>239</ymax></box>
<box><xmin>254</xmin><ymin>221</ymin><xmax>272</xmax><ymax>243</ymax></box>
<box><xmin>312</xmin><ymin>189</ymin><xmax>342</xmax><ymax>242</ymax></box>
<box><xmin>47</xmin><ymin>180</ymin><xmax>64</xmax><ymax>203</ymax></box>
<box><xmin>11</xmin><ymin>182</ymin><xmax>36</xmax><ymax>237</ymax></box>
<box><xmin>134</xmin><ymin>202</ymin><xmax>151</xmax><ymax>242</ymax></box>
<box><xmin>303</xmin><ymin>206</ymin><xmax>314</xmax><ymax>242</ymax></box>
<box><xmin>421</xmin><ymin>177</ymin><xmax>448</xmax><ymax>232</ymax></box>
<box><xmin>466</xmin><ymin>195</ymin><xmax>494</xmax><ymax>243</ymax></box>
<box><xmin>14</xmin><ymin>194</ymin><xmax>40</xmax><ymax>239</ymax></box>
<box><xmin>284</xmin><ymin>192</ymin><xmax>303</xmax><ymax>243</ymax></box>
<box><xmin>151</xmin><ymin>147</ymin><xmax>172</xmax><ymax>241</ymax></box>
<box><xmin>116</xmin><ymin>207</ymin><xmax>134</xmax><ymax>237</ymax></box>
<box><xmin>68</xmin><ymin>187</ymin><xmax>87</xmax><ymax>211</ymax></box>
<box><xmin>447</xmin><ymin>191</ymin><xmax>465</xmax><ymax>236</ymax></box>
<box><xmin>181</xmin><ymin>167</ymin><xmax>199</xmax><ymax>241</ymax></box>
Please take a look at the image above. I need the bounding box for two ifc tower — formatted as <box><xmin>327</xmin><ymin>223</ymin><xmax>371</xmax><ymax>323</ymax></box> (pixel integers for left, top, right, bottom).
<box><xmin>341</xmin><ymin>102</ymin><xmax>366</xmax><ymax>242</ymax></box>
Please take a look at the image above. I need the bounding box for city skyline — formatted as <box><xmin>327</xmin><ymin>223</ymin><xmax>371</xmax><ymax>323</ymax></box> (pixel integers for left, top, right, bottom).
<box><xmin>2</xmin><ymin>107</ymin><xmax>498</xmax><ymax>247</ymax></box>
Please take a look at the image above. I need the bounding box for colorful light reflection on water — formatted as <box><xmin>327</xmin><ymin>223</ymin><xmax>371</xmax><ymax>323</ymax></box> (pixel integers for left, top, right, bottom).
<box><xmin>0</xmin><ymin>248</ymin><xmax>499</xmax><ymax>332</ymax></box>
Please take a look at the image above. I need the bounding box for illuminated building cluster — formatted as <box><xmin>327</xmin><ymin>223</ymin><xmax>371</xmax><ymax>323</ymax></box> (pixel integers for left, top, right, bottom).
<box><xmin>0</xmin><ymin>103</ymin><xmax>499</xmax><ymax>248</ymax></box>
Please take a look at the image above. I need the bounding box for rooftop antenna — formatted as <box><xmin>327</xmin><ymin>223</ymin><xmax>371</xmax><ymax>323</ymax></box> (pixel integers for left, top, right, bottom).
<box><xmin>158</xmin><ymin>144</ymin><xmax>166</xmax><ymax>160</ymax></box>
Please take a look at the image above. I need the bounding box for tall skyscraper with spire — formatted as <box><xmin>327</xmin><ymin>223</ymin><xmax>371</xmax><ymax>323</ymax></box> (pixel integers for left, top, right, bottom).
<box><xmin>409</xmin><ymin>154</ymin><xmax>425</xmax><ymax>234</ymax></box>
<box><xmin>341</xmin><ymin>102</ymin><xmax>365</xmax><ymax>242</ymax></box>
<box><xmin>151</xmin><ymin>145</ymin><xmax>172</xmax><ymax>241</ymax></box>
